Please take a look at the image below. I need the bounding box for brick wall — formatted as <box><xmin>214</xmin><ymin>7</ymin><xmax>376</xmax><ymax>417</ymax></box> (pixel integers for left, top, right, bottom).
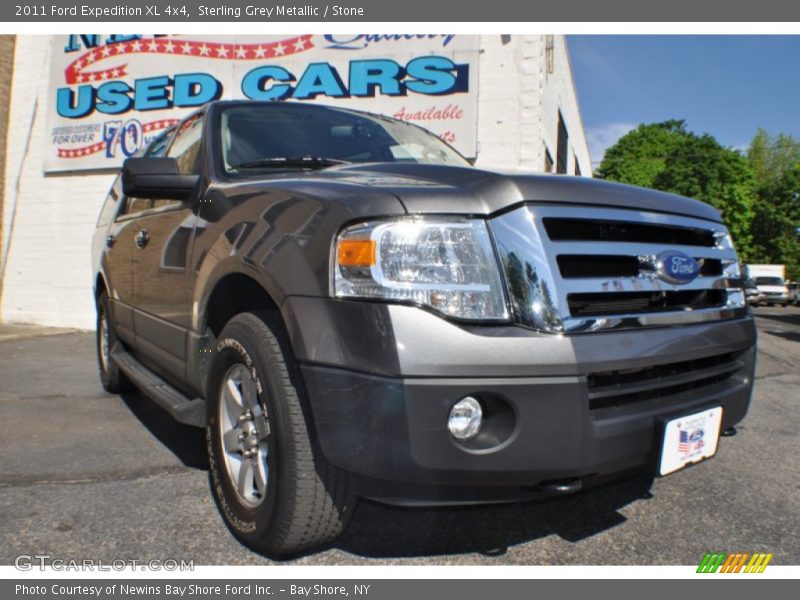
<box><xmin>0</xmin><ymin>35</ymin><xmax>16</xmax><ymax>319</ymax></box>
<box><xmin>1</xmin><ymin>36</ymin><xmax>116</xmax><ymax>328</ymax></box>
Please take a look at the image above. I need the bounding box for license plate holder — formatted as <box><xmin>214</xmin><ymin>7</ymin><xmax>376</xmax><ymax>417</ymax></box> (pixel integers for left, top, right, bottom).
<box><xmin>658</xmin><ymin>406</ymin><xmax>723</xmax><ymax>476</ymax></box>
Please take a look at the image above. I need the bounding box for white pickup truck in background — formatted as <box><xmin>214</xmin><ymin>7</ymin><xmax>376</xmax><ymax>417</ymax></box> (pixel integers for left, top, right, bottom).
<box><xmin>745</xmin><ymin>264</ymin><xmax>789</xmax><ymax>307</ymax></box>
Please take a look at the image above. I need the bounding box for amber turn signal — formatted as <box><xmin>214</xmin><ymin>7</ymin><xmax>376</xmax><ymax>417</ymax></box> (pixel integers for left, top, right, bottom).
<box><xmin>337</xmin><ymin>239</ymin><xmax>376</xmax><ymax>267</ymax></box>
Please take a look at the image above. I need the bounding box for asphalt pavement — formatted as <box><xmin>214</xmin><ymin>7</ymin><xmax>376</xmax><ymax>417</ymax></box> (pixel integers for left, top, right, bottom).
<box><xmin>0</xmin><ymin>307</ymin><xmax>798</xmax><ymax>566</ymax></box>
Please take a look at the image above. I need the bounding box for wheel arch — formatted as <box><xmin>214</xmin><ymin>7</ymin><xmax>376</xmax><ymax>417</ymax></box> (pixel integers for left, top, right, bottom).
<box><xmin>201</xmin><ymin>271</ymin><xmax>283</xmax><ymax>339</ymax></box>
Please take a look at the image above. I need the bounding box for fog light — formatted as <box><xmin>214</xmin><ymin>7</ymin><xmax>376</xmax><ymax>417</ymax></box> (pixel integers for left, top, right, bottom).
<box><xmin>448</xmin><ymin>396</ymin><xmax>483</xmax><ymax>441</ymax></box>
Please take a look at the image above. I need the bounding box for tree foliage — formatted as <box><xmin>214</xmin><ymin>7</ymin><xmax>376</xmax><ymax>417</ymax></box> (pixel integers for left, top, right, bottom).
<box><xmin>596</xmin><ymin>120</ymin><xmax>757</xmax><ymax>260</ymax></box>
<box><xmin>747</xmin><ymin>131</ymin><xmax>800</xmax><ymax>279</ymax></box>
<box><xmin>596</xmin><ymin>121</ymin><xmax>800</xmax><ymax>279</ymax></box>
<box><xmin>747</xmin><ymin>129</ymin><xmax>800</xmax><ymax>187</ymax></box>
<box><xmin>595</xmin><ymin>120</ymin><xmax>687</xmax><ymax>188</ymax></box>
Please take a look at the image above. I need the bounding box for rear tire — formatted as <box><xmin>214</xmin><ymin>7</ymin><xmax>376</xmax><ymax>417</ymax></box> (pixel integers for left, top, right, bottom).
<box><xmin>96</xmin><ymin>291</ymin><xmax>133</xmax><ymax>394</ymax></box>
<box><xmin>206</xmin><ymin>311</ymin><xmax>354</xmax><ymax>557</ymax></box>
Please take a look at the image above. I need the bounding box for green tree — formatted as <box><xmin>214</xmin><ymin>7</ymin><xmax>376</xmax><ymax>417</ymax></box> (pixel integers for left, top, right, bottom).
<box><xmin>596</xmin><ymin>120</ymin><xmax>757</xmax><ymax>259</ymax></box>
<box><xmin>748</xmin><ymin>154</ymin><xmax>800</xmax><ymax>280</ymax></box>
<box><xmin>654</xmin><ymin>134</ymin><xmax>756</xmax><ymax>258</ymax></box>
<box><xmin>595</xmin><ymin>120</ymin><xmax>688</xmax><ymax>187</ymax></box>
<box><xmin>747</xmin><ymin>129</ymin><xmax>800</xmax><ymax>187</ymax></box>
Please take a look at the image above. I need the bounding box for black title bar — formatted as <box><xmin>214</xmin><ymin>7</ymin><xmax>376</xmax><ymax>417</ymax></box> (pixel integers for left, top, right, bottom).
<box><xmin>5</xmin><ymin>0</ymin><xmax>800</xmax><ymax>22</ymax></box>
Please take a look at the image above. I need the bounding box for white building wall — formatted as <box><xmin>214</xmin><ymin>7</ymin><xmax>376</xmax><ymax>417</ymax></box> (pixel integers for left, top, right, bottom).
<box><xmin>474</xmin><ymin>35</ymin><xmax>591</xmax><ymax>174</ymax></box>
<box><xmin>1</xmin><ymin>34</ymin><xmax>591</xmax><ymax>329</ymax></box>
<box><xmin>473</xmin><ymin>35</ymin><xmax>526</xmax><ymax>169</ymax></box>
<box><xmin>540</xmin><ymin>35</ymin><xmax>592</xmax><ymax>176</ymax></box>
<box><xmin>2</xmin><ymin>36</ymin><xmax>116</xmax><ymax>329</ymax></box>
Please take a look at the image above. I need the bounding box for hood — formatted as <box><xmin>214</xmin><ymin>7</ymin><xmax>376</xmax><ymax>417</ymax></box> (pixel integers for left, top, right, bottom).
<box><xmin>319</xmin><ymin>162</ymin><xmax>723</xmax><ymax>223</ymax></box>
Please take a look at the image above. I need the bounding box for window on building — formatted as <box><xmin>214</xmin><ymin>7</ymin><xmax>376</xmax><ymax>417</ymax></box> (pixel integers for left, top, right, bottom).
<box><xmin>544</xmin><ymin>147</ymin><xmax>554</xmax><ymax>173</ymax></box>
<box><xmin>556</xmin><ymin>111</ymin><xmax>568</xmax><ymax>174</ymax></box>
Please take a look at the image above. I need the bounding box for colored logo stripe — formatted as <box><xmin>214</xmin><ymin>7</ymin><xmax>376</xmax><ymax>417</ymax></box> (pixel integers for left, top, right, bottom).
<box><xmin>744</xmin><ymin>553</ymin><xmax>773</xmax><ymax>573</ymax></box>
<box><xmin>697</xmin><ymin>552</ymin><xmax>773</xmax><ymax>573</ymax></box>
<box><xmin>697</xmin><ymin>552</ymin><xmax>726</xmax><ymax>573</ymax></box>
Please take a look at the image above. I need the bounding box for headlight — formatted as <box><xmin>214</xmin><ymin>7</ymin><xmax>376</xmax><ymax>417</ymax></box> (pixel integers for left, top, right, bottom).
<box><xmin>333</xmin><ymin>218</ymin><xmax>509</xmax><ymax>321</ymax></box>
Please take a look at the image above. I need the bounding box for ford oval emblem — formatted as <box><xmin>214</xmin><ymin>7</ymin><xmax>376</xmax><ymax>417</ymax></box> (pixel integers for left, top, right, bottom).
<box><xmin>656</xmin><ymin>250</ymin><xmax>700</xmax><ymax>284</ymax></box>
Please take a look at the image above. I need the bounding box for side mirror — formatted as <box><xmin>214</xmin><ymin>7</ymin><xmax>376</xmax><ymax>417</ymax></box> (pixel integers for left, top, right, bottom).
<box><xmin>121</xmin><ymin>157</ymin><xmax>199</xmax><ymax>200</ymax></box>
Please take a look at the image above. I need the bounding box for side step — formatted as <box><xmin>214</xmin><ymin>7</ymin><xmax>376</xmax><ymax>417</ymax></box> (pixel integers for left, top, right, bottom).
<box><xmin>112</xmin><ymin>350</ymin><xmax>206</xmax><ymax>427</ymax></box>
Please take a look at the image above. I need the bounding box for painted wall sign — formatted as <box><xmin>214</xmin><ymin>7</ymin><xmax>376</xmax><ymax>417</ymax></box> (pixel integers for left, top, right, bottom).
<box><xmin>45</xmin><ymin>34</ymin><xmax>479</xmax><ymax>172</ymax></box>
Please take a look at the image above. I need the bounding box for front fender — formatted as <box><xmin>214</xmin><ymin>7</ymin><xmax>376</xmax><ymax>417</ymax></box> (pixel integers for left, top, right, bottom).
<box><xmin>191</xmin><ymin>182</ymin><xmax>406</xmax><ymax>331</ymax></box>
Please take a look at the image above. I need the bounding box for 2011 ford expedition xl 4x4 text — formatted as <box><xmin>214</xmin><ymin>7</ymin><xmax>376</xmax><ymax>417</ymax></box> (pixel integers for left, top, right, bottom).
<box><xmin>92</xmin><ymin>100</ymin><xmax>756</xmax><ymax>556</ymax></box>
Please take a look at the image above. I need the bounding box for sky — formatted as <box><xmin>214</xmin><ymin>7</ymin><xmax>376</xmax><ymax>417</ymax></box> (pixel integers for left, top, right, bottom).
<box><xmin>567</xmin><ymin>35</ymin><xmax>800</xmax><ymax>167</ymax></box>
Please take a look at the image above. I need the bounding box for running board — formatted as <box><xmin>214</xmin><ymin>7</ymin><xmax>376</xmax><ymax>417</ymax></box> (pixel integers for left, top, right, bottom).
<box><xmin>112</xmin><ymin>350</ymin><xmax>206</xmax><ymax>427</ymax></box>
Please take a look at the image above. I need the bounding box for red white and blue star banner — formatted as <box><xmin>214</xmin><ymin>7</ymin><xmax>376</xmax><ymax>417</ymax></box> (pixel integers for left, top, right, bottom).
<box><xmin>45</xmin><ymin>34</ymin><xmax>480</xmax><ymax>172</ymax></box>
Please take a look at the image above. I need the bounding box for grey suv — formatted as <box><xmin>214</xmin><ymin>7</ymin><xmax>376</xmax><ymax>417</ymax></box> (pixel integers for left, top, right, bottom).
<box><xmin>93</xmin><ymin>100</ymin><xmax>756</xmax><ymax>556</ymax></box>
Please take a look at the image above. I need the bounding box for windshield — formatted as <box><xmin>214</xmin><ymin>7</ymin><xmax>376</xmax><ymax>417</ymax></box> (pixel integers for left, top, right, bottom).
<box><xmin>219</xmin><ymin>103</ymin><xmax>469</xmax><ymax>173</ymax></box>
<box><xmin>755</xmin><ymin>276</ymin><xmax>785</xmax><ymax>286</ymax></box>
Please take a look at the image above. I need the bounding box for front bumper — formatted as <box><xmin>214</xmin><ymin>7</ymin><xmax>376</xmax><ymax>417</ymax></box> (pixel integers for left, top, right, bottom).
<box><xmin>755</xmin><ymin>293</ymin><xmax>788</xmax><ymax>304</ymax></box>
<box><xmin>284</xmin><ymin>298</ymin><xmax>757</xmax><ymax>505</ymax></box>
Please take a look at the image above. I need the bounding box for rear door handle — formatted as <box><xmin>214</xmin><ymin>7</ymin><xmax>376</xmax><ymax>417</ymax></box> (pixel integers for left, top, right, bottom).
<box><xmin>134</xmin><ymin>230</ymin><xmax>150</xmax><ymax>249</ymax></box>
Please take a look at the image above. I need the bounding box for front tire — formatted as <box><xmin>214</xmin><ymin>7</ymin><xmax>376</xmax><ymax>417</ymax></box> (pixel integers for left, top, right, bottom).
<box><xmin>206</xmin><ymin>312</ymin><xmax>354</xmax><ymax>557</ymax></box>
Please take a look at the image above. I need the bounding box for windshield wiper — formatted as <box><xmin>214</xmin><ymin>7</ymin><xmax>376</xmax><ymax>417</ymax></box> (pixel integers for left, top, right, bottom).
<box><xmin>232</xmin><ymin>156</ymin><xmax>351</xmax><ymax>170</ymax></box>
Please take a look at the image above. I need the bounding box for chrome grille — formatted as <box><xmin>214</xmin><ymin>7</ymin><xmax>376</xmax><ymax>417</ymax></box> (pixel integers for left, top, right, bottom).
<box><xmin>556</xmin><ymin>255</ymin><xmax>723</xmax><ymax>279</ymax></box>
<box><xmin>567</xmin><ymin>289</ymin><xmax>727</xmax><ymax>316</ymax></box>
<box><xmin>490</xmin><ymin>204</ymin><xmax>746</xmax><ymax>333</ymax></box>
<box><xmin>543</xmin><ymin>217</ymin><xmax>717</xmax><ymax>247</ymax></box>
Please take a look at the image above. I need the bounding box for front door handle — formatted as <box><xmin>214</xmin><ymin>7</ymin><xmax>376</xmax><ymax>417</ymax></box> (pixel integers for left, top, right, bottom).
<box><xmin>134</xmin><ymin>229</ymin><xmax>150</xmax><ymax>249</ymax></box>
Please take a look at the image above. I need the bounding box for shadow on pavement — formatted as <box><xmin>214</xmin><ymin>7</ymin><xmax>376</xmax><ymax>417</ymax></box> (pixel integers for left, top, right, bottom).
<box><xmin>762</xmin><ymin>329</ymin><xmax>800</xmax><ymax>343</ymax></box>
<box><xmin>753</xmin><ymin>310</ymin><xmax>800</xmax><ymax>328</ymax></box>
<box><xmin>754</xmin><ymin>310</ymin><xmax>800</xmax><ymax>343</ymax></box>
<box><xmin>335</xmin><ymin>474</ymin><xmax>654</xmax><ymax>559</ymax></box>
<box><xmin>120</xmin><ymin>391</ymin><xmax>209</xmax><ymax>470</ymax></box>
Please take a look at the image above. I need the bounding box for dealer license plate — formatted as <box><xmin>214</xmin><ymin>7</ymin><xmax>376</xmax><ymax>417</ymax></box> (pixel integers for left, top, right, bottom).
<box><xmin>659</xmin><ymin>406</ymin><xmax>723</xmax><ymax>476</ymax></box>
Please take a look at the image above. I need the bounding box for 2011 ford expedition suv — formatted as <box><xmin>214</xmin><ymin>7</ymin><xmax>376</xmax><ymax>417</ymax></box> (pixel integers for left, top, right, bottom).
<box><xmin>92</xmin><ymin>100</ymin><xmax>756</xmax><ymax>556</ymax></box>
